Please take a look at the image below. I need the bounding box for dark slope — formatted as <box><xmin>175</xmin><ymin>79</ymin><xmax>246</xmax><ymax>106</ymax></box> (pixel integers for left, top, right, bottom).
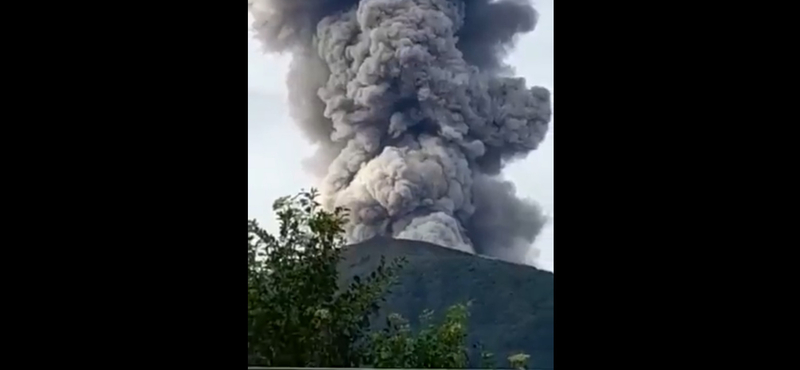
<box><xmin>338</xmin><ymin>237</ymin><xmax>554</xmax><ymax>369</ymax></box>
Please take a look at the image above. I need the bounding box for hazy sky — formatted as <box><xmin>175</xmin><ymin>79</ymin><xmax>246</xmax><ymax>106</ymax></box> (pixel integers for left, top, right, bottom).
<box><xmin>247</xmin><ymin>0</ymin><xmax>554</xmax><ymax>271</ymax></box>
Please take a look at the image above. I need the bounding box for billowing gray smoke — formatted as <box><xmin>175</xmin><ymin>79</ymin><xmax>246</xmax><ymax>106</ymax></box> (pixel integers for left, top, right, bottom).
<box><xmin>249</xmin><ymin>0</ymin><xmax>552</xmax><ymax>263</ymax></box>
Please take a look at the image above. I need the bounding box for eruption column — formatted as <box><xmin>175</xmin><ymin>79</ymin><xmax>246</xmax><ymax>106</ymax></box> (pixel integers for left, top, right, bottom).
<box><xmin>249</xmin><ymin>0</ymin><xmax>551</xmax><ymax>263</ymax></box>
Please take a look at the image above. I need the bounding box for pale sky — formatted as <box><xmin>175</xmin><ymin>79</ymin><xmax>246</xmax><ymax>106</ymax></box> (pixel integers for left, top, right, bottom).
<box><xmin>247</xmin><ymin>0</ymin><xmax>554</xmax><ymax>271</ymax></box>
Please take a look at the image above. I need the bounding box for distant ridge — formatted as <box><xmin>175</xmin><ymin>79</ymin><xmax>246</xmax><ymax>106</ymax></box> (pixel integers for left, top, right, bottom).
<box><xmin>338</xmin><ymin>237</ymin><xmax>554</xmax><ymax>369</ymax></box>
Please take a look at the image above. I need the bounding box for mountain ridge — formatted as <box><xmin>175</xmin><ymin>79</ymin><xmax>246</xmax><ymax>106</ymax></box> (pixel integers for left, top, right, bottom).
<box><xmin>338</xmin><ymin>237</ymin><xmax>554</xmax><ymax>368</ymax></box>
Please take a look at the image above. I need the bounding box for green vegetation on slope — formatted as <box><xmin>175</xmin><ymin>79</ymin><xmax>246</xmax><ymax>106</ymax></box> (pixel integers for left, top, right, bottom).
<box><xmin>340</xmin><ymin>237</ymin><xmax>554</xmax><ymax>369</ymax></box>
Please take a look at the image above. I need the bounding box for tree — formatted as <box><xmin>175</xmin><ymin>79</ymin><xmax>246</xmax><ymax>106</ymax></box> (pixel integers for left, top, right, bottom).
<box><xmin>366</xmin><ymin>303</ymin><xmax>470</xmax><ymax>368</ymax></box>
<box><xmin>365</xmin><ymin>303</ymin><xmax>532</xmax><ymax>369</ymax></box>
<box><xmin>247</xmin><ymin>189</ymin><xmax>404</xmax><ymax>367</ymax></box>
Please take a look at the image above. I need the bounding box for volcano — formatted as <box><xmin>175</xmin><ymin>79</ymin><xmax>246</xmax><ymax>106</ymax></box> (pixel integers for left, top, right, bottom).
<box><xmin>339</xmin><ymin>237</ymin><xmax>554</xmax><ymax>369</ymax></box>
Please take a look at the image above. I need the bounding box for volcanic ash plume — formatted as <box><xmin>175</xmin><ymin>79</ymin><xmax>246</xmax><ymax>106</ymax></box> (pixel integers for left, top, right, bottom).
<box><xmin>249</xmin><ymin>0</ymin><xmax>552</xmax><ymax>263</ymax></box>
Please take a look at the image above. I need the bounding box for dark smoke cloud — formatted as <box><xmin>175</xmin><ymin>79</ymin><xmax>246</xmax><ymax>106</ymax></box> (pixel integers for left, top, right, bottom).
<box><xmin>249</xmin><ymin>0</ymin><xmax>552</xmax><ymax>263</ymax></box>
<box><xmin>469</xmin><ymin>175</ymin><xmax>547</xmax><ymax>261</ymax></box>
<box><xmin>458</xmin><ymin>0</ymin><xmax>539</xmax><ymax>71</ymax></box>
